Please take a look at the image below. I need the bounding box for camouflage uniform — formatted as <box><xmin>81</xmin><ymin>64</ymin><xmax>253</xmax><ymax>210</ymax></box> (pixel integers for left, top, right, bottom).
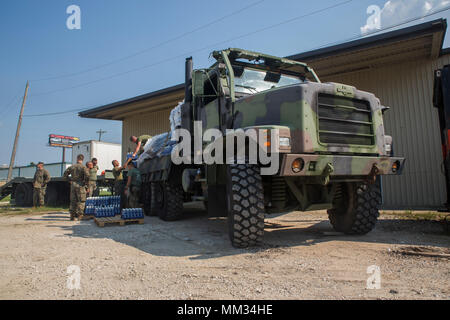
<box><xmin>64</xmin><ymin>163</ymin><xmax>89</xmax><ymax>220</ymax></box>
<box><xmin>87</xmin><ymin>166</ymin><xmax>98</xmax><ymax>197</ymax></box>
<box><xmin>126</xmin><ymin>167</ymin><xmax>142</xmax><ymax>208</ymax></box>
<box><xmin>137</xmin><ymin>135</ymin><xmax>152</xmax><ymax>155</ymax></box>
<box><xmin>32</xmin><ymin>168</ymin><xmax>50</xmax><ymax>207</ymax></box>
<box><xmin>112</xmin><ymin>166</ymin><xmax>124</xmax><ymax>196</ymax></box>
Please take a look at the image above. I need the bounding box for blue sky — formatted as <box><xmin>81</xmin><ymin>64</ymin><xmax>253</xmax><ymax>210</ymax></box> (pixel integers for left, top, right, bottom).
<box><xmin>1</xmin><ymin>0</ymin><xmax>450</xmax><ymax>166</ymax></box>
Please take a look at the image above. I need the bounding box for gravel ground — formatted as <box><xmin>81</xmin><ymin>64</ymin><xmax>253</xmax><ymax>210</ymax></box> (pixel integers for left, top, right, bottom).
<box><xmin>0</xmin><ymin>204</ymin><xmax>449</xmax><ymax>300</ymax></box>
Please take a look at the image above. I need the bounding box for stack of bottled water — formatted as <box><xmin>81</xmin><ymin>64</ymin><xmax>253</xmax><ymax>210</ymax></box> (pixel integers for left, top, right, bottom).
<box><xmin>121</xmin><ymin>208</ymin><xmax>144</xmax><ymax>220</ymax></box>
<box><xmin>85</xmin><ymin>196</ymin><xmax>121</xmax><ymax>217</ymax></box>
<box><xmin>95</xmin><ymin>206</ymin><xmax>117</xmax><ymax>218</ymax></box>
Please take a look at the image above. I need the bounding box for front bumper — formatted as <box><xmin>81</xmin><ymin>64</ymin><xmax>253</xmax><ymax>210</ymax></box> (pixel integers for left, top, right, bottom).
<box><xmin>279</xmin><ymin>154</ymin><xmax>405</xmax><ymax>177</ymax></box>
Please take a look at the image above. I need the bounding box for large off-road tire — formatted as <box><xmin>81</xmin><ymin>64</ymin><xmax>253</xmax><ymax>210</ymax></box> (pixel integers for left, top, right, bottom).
<box><xmin>152</xmin><ymin>181</ymin><xmax>183</xmax><ymax>221</ymax></box>
<box><xmin>15</xmin><ymin>183</ymin><xmax>33</xmax><ymax>207</ymax></box>
<box><xmin>45</xmin><ymin>184</ymin><xmax>59</xmax><ymax>206</ymax></box>
<box><xmin>327</xmin><ymin>182</ymin><xmax>381</xmax><ymax>234</ymax></box>
<box><xmin>226</xmin><ymin>164</ymin><xmax>265</xmax><ymax>248</ymax></box>
<box><xmin>142</xmin><ymin>182</ymin><xmax>154</xmax><ymax>216</ymax></box>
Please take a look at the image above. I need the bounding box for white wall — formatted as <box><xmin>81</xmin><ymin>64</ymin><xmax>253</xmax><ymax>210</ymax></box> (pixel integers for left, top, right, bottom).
<box><xmin>92</xmin><ymin>141</ymin><xmax>122</xmax><ymax>173</ymax></box>
<box><xmin>72</xmin><ymin>141</ymin><xmax>121</xmax><ymax>173</ymax></box>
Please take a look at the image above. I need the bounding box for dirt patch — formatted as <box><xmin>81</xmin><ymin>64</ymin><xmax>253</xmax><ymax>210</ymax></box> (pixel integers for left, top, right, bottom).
<box><xmin>0</xmin><ymin>207</ymin><xmax>449</xmax><ymax>299</ymax></box>
<box><xmin>391</xmin><ymin>246</ymin><xmax>450</xmax><ymax>259</ymax></box>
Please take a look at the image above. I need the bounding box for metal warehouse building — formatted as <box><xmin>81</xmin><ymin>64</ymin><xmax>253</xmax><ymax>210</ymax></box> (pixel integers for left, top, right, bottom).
<box><xmin>80</xmin><ymin>19</ymin><xmax>449</xmax><ymax>210</ymax></box>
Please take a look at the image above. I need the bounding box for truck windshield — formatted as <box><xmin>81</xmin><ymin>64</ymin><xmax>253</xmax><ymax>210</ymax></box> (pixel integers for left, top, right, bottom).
<box><xmin>234</xmin><ymin>68</ymin><xmax>303</xmax><ymax>94</ymax></box>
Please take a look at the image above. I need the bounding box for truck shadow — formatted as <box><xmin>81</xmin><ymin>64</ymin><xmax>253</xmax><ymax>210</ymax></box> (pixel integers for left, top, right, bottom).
<box><xmin>49</xmin><ymin>206</ymin><xmax>450</xmax><ymax>260</ymax></box>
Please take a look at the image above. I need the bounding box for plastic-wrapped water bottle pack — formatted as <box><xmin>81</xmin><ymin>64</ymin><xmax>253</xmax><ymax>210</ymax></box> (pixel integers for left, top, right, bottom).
<box><xmin>85</xmin><ymin>206</ymin><xmax>96</xmax><ymax>215</ymax></box>
<box><xmin>86</xmin><ymin>196</ymin><xmax>121</xmax><ymax>207</ymax></box>
<box><xmin>85</xmin><ymin>196</ymin><xmax>121</xmax><ymax>216</ymax></box>
<box><xmin>121</xmin><ymin>208</ymin><xmax>144</xmax><ymax>220</ymax></box>
<box><xmin>94</xmin><ymin>206</ymin><xmax>119</xmax><ymax>218</ymax></box>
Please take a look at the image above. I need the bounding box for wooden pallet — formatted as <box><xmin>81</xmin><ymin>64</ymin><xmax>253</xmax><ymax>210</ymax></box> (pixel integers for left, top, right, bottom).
<box><xmin>94</xmin><ymin>215</ymin><xmax>144</xmax><ymax>227</ymax></box>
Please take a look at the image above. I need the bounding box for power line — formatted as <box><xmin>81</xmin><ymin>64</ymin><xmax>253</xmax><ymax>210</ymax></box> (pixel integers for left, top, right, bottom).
<box><xmin>0</xmin><ymin>89</ymin><xmax>24</xmax><ymax>117</ymax></box>
<box><xmin>31</xmin><ymin>0</ymin><xmax>266</xmax><ymax>82</ymax></box>
<box><xmin>23</xmin><ymin>107</ymin><xmax>86</xmax><ymax>117</ymax></box>
<box><xmin>29</xmin><ymin>0</ymin><xmax>354</xmax><ymax>98</ymax></box>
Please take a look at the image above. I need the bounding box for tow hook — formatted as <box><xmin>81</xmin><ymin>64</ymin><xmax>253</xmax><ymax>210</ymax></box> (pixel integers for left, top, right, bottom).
<box><xmin>368</xmin><ymin>164</ymin><xmax>380</xmax><ymax>184</ymax></box>
<box><xmin>320</xmin><ymin>163</ymin><xmax>334</xmax><ymax>185</ymax></box>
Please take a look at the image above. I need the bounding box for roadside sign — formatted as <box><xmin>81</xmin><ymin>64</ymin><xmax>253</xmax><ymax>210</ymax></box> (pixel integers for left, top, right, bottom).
<box><xmin>48</xmin><ymin>134</ymin><xmax>80</xmax><ymax>148</ymax></box>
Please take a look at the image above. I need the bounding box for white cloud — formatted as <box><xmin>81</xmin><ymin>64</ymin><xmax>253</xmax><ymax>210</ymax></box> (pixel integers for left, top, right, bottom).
<box><xmin>360</xmin><ymin>0</ymin><xmax>450</xmax><ymax>34</ymax></box>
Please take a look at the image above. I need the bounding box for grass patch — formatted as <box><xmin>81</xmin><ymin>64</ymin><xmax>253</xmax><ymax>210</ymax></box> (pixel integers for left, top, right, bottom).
<box><xmin>99</xmin><ymin>189</ymin><xmax>112</xmax><ymax>196</ymax></box>
<box><xmin>381</xmin><ymin>210</ymin><xmax>448</xmax><ymax>221</ymax></box>
<box><xmin>0</xmin><ymin>195</ymin><xmax>11</xmax><ymax>202</ymax></box>
<box><xmin>0</xmin><ymin>205</ymin><xmax>68</xmax><ymax>216</ymax></box>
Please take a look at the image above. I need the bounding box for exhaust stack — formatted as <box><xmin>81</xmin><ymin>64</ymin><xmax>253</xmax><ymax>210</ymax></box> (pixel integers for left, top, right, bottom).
<box><xmin>180</xmin><ymin>57</ymin><xmax>194</xmax><ymax>134</ymax></box>
<box><xmin>185</xmin><ymin>57</ymin><xmax>193</xmax><ymax>103</ymax></box>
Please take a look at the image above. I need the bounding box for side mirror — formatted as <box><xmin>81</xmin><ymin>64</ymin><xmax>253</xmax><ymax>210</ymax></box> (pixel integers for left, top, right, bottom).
<box><xmin>192</xmin><ymin>70</ymin><xmax>205</xmax><ymax>96</ymax></box>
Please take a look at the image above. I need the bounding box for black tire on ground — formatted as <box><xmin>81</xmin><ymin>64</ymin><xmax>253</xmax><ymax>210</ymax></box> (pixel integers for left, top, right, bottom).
<box><xmin>142</xmin><ymin>182</ymin><xmax>154</xmax><ymax>216</ymax></box>
<box><xmin>327</xmin><ymin>182</ymin><xmax>381</xmax><ymax>235</ymax></box>
<box><xmin>45</xmin><ymin>184</ymin><xmax>59</xmax><ymax>206</ymax></box>
<box><xmin>59</xmin><ymin>183</ymin><xmax>70</xmax><ymax>207</ymax></box>
<box><xmin>226</xmin><ymin>164</ymin><xmax>265</xmax><ymax>248</ymax></box>
<box><xmin>152</xmin><ymin>181</ymin><xmax>183</xmax><ymax>221</ymax></box>
<box><xmin>15</xmin><ymin>183</ymin><xmax>33</xmax><ymax>207</ymax></box>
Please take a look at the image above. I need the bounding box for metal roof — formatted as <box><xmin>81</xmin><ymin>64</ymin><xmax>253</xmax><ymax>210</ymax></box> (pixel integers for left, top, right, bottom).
<box><xmin>287</xmin><ymin>18</ymin><xmax>447</xmax><ymax>62</ymax></box>
<box><xmin>78</xmin><ymin>83</ymin><xmax>184</xmax><ymax>119</ymax></box>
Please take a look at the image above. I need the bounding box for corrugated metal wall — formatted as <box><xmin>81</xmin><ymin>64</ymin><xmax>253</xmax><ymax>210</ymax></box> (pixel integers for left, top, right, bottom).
<box><xmin>122</xmin><ymin>108</ymin><xmax>171</xmax><ymax>163</ymax></box>
<box><xmin>325</xmin><ymin>56</ymin><xmax>449</xmax><ymax>209</ymax></box>
<box><xmin>121</xmin><ymin>56</ymin><xmax>448</xmax><ymax>209</ymax></box>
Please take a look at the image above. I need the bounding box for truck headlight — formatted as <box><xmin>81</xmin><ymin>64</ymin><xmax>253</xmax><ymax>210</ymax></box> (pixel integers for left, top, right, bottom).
<box><xmin>385</xmin><ymin>144</ymin><xmax>392</xmax><ymax>154</ymax></box>
<box><xmin>279</xmin><ymin>137</ymin><xmax>290</xmax><ymax>147</ymax></box>
<box><xmin>384</xmin><ymin>135</ymin><xmax>393</xmax><ymax>156</ymax></box>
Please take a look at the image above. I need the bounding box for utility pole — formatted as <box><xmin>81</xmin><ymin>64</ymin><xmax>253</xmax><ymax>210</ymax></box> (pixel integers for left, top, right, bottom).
<box><xmin>96</xmin><ymin>129</ymin><xmax>106</xmax><ymax>141</ymax></box>
<box><xmin>61</xmin><ymin>147</ymin><xmax>65</xmax><ymax>176</ymax></box>
<box><xmin>7</xmin><ymin>81</ymin><xmax>29</xmax><ymax>181</ymax></box>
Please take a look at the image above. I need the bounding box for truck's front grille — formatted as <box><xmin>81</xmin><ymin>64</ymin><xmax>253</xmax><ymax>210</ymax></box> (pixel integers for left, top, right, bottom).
<box><xmin>317</xmin><ymin>93</ymin><xmax>374</xmax><ymax>146</ymax></box>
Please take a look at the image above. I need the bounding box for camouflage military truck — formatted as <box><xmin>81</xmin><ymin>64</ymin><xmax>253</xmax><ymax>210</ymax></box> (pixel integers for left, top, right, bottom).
<box><xmin>138</xmin><ymin>48</ymin><xmax>405</xmax><ymax>248</ymax></box>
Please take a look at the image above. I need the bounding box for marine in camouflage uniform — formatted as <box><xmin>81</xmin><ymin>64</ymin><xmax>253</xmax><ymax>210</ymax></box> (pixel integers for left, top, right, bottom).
<box><xmin>64</xmin><ymin>155</ymin><xmax>89</xmax><ymax>220</ymax></box>
<box><xmin>86</xmin><ymin>161</ymin><xmax>98</xmax><ymax>197</ymax></box>
<box><xmin>130</xmin><ymin>134</ymin><xmax>152</xmax><ymax>157</ymax></box>
<box><xmin>32</xmin><ymin>162</ymin><xmax>51</xmax><ymax>207</ymax></box>
<box><xmin>111</xmin><ymin>160</ymin><xmax>124</xmax><ymax>197</ymax></box>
